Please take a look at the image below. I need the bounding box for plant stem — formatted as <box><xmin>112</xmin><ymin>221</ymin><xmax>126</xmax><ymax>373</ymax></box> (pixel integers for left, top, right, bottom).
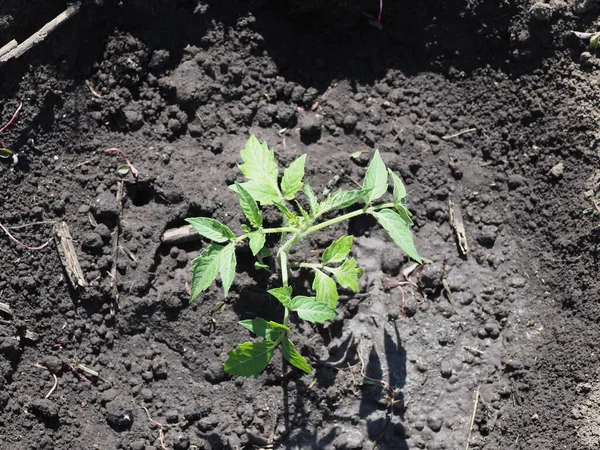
<box><xmin>278</xmin><ymin>250</ymin><xmax>291</xmax><ymax>327</ymax></box>
<box><xmin>305</xmin><ymin>208</ymin><xmax>366</xmax><ymax>234</ymax></box>
<box><xmin>264</xmin><ymin>226</ymin><xmax>299</xmax><ymax>234</ymax></box>
<box><xmin>292</xmin><ymin>262</ymin><xmax>323</xmax><ymax>270</ymax></box>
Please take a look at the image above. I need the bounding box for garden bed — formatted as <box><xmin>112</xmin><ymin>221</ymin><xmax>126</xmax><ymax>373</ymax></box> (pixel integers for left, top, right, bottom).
<box><xmin>1</xmin><ymin>0</ymin><xmax>600</xmax><ymax>448</ymax></box>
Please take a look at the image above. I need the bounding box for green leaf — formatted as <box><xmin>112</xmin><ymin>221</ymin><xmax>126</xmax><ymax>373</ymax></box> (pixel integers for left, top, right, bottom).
<box><xmin>189</xmin><ymin>244</ymin><xmax>225</xmax><ymax>302</ymax></box>
<box><xmin>233</xmin><ymin>180</ymin><xmax>281</xmax><ymax>206</ymax></box>
<box><xmin>248</xmin><ymin>230</ymin><xmax>266</xmax><ymax>256</ymax></box>
<box><xmin>395</xmin><ymin>204</ymin><xmax>414</xmax><ymax>227</ymax></box>
<box><xmin>312</xmin><ymin>269</ymin><xmax>339</xmax><ymax>309</ymax></box>
<box><xmin>116</xmin><ymin>164</ymin><xmax>131</xmax><ymax>176</ymax></box>
<box><xmin>281</xmin><ymin>154</ymin><xmax>307</xmax><ymax>200</ymax></box>
<box><xmin>371</xmin><ymin>209</ymin><xmax>421</xmax><ymax>263</ymax></box>
<box><xmin>327</xmin><ymin>257</ymin><xmax>363</xmax><ymax>292</ymax></box>
<box><xmin>322</xmin><ymin>235</ymin><xmax>354</xmax><ymax>264</ymax></box>
<box><xmin>303</xmin><ymin>183</ymin><xmax>320</xmax><ymax>217</ymax></box>
<box><xmin>241</xmin><ymin>224</ymin><xmax>252</xmax><ymax>233</ymax></box>
<box><xmin>282</xmin><ymin>337</ymin><xmax>312</xmax><ymax>374</ymax></box>
<box><xmin>388</xmin><ymin>168</ymin><xmax>407</xmax><ymax>203</ymax></box>
<box><xmin>238</xmin><ymin>136</ymin><xmax>282</xmax><ymax>205</ymax></box>
<box><xmin>238</xmin><ymin>318</ymin><xmax>287</xmax><ymax>341</ymax></box>
<box><xmin>296</xmin><ymin>200</ymin><xmax>310</xmax><ymax>222</ymax></box>
<box><xmin>268</xmin><ymin>286</ymin><xmax>292</xmax><ymax>308</ymax></box>
<box><xmin>267</xmin><ymin>321</ymin><xmax>290</xmax><ymax>332</ymax></box>
<box><xmin>319</xmin><ymin>189</ymin><xmax>369</xmax><ymax>216</ymax></box>
<box><xmin>218</xmin><ymin>243</ymin><xmax>237</xmax><ymax>296</ymax></box>
<box><xmin>186</xmin><ymin>218</ymin><xmax>236</xmax><ymax>243</ymax></box>
<box><xmin>0</xmin><ymin>148</ymin><xmax>13</xmax><ymax>159</ymax></box>
<box><xmin>224</xmin><ymin>341</ymin><xmax>278</xmax><ymax>378</ymax></box>
<box><xmin>362</xmin><ymin>150</ymin><xmax>388</xmax><ymax>204</ymax></box>
<box><xmin>254</xmin><ymin>261</ymin><xmax>270</xmax><ymax>271</ymax></box>
<box><xmin>273</xmin><ymin>202</ymin><xmax>299</xmax><ymax>224</ymax></box>
<box><xmin>289</xmin><ymin>296</ymin><xmax>337</xmax><ymax>323</ymax></box>
<box><xmin>234</xmin><ymin>183</ymin><xmax>263</xmax><ymax>228</ymax></box>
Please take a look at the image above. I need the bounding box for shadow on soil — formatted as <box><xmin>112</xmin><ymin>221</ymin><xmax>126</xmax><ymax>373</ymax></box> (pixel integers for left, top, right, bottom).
<box><xmin>275</xmin><ymin>322</ymin><xmax>408</xmax><ymax>449</ymax></box>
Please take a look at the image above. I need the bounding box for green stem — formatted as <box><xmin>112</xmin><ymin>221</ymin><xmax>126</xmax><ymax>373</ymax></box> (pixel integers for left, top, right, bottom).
<box><xmin>291</xmin><ymin>262</ymin><xmax>323</xmax><ymax>270</ymax></box>
<box><xmin>279</xmin><ymin>249</ymin><xmax>291</xmax><ymax>327</ymax></box>
<box><xmin>370</xmin><ymin>202</ymin><xmax>395</xmax><ymax>211</ymax></box>
<box><xmin>305</xmin><ymin>208</ymin><xmax>367</xmax><ymax>235</ymax></box>
<box><xmin>264</xmin><ymin>226</ymin><xmax>299</xmax><ymax>234</ymax></box>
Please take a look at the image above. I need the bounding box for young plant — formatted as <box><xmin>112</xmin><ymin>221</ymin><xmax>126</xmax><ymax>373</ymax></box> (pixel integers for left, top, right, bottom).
<box><xmin>573</xmin><ymin>30</ymin><xmax>600</xmax><ymax>49</ymax></box>
<box><xmin>105</xmin><ymin>147</ymin><xmax>139</xmax><ymax>178</ymax></box>
<box><xmin>186</xmin><ymin>136</ymin><xmax>421</xmax><ymax>378</ymax></box>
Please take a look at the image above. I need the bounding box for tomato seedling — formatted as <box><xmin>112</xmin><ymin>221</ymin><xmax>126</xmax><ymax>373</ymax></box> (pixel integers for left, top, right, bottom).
<box><xmin>187</xmin><ymin>135</ymin><xmax>421</xmax><ymax>378</ymax></box>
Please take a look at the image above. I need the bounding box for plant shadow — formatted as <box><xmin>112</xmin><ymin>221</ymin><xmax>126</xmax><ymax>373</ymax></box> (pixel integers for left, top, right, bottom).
<box><xmin>279</xmin><ymin>320</ymin><xmax>408</xmax><ymax>449</ymax></box>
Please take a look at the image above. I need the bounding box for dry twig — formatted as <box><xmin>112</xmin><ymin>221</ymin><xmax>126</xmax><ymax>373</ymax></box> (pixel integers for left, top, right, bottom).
<box><xmin>465</xmin><ymin>386</ymin><xmax>481</xmax><ymax>450</ymax></box>
<box><xmin>33</xmin><ymin>363</ymin><xmax>59</xmax><ymax>399</ymax></box>
<box><xmin>0</xmin><ymin>2</ymin><xmax>82</xmax><ymax>66</ymax></box>
<box><xmin>54</xmin><ymin>221</ymin><xmax>87</xmax><ymax>290</ymax></box>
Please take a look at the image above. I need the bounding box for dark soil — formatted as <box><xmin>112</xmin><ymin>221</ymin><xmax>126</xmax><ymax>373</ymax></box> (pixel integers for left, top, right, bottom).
<box><xmin>1</xmin><ymin>0</ymin><xmax>600</xmax><ymax>449</ymax></box>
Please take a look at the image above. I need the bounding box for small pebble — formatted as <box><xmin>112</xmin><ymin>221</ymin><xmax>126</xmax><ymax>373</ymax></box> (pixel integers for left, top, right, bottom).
<box><xmin>549</xmin><ymin>162</ymin><xmax>564</xmax><ymax>180</ymax></box>
<box><xmin>529</xmin><ymin>2</ymin><xmax>554</xmax><ymax>21</ymax></box>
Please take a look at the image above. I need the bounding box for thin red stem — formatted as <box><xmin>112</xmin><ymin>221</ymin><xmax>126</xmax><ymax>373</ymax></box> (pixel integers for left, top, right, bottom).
<box><xmin>378</xmin><ymin>0</ymin><xmax>383</xmax><ymax>22</ymax></box>
<box><xmin>105</xmin><ymin>147</ymin><xmax>139</xmax><ymax>178</ymax></box>
<box><xmin>0</xmin><ymin>102</ymin><xmax>23</xmax><ymax>134</ymax></box>
<box><xmin>0</xmin><ymin>222</ymin><xmax>52</xmax><ymax>251</ymax></box>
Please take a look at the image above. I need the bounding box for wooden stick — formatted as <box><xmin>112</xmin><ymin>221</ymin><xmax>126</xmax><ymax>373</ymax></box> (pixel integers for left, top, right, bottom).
<box><xmin>442</xmin><ymin>128</ymin><xmax>477</xmax><ymax>140</ymax></box>
<box><xmin>0</xmin><ymin>2</ymin><xmax>81</xmax><ymax>66</ymax></box>
<box><xmin>449</xmin><ymin>199</ymin><xmax>469</xmax><ymax>255</ymax></box>
<box><xmin>54</xmin><ymin>221</ymin><xmax>87</xmax><ymax>289</ymax></box>
<box><xmin>161</xmin><ymin>224</ymin><xmax>200</xmax><ymax>245</ymax></box>
<box><xmin>465</xmin><ymin>386</ymin><xmax>481</xmax><ymax>450</ymax></box>
<box><xmin>0</xmin><ymin>40</ymin><xmax>17</xmax><ymax>58</ymax></box>
<box><xmin>0</xmin><ymin>302</ymin><xmax>12</xmax><ymax>317</ymax></box>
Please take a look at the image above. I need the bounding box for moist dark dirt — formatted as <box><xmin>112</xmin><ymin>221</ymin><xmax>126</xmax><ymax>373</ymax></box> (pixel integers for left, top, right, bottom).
<box><xmin>1</xmin><ymin>0</ymin><xmax>600</xmax><ymax>449</ymax></box>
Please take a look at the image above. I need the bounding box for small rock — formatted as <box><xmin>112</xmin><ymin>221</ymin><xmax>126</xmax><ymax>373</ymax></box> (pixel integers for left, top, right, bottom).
<box><xmin>298</xmin><ymin>113</ymin><xmax>322</xmax><ymax>140</ymax></box>
<box><xmin>440</xmin><ymin>360</ymin><xmax>453</xmax><ymax>378</ymax></box>
<box><xmin>123</xmin><ymin>108</ymin><xmax>144</xmax><ymax>130</ymax></box>
<box><xmin>507</xmin><ymin>174</ymin><xmax>525</xmax><ymax>189</ymax></box>
<box><xmin>141</xmin><ymin>388</ymin><xmax>153</xmax><ymax>402</ymax></box>
<box><xmin>41</xmin><ymin>355</ymin><xmax>66</xmax><ymax>375</ymax></box>
<box><xmin>275</xmin><ymin>104</ymin><xmax>296</xmax><ymax>126</ymax></box>
<box><xmin>505</xmin><ymin>358</ymin><xmax>524</xmax><ymax>371</ymax></box>
<box><xmin>427</xmin><ymin>414</ymin><xmax>443</xmax><ymax>432</ymax></box>
<box><xmin>508</xmin><ymin>276</ymin><xmax>527</xmax><ymax>288</ymax></box>
<box><xmin>204</xmin><ymin>362</ymin><xmax>228</xmax><ymax>383</ymax></box>
<box><xmin>581</xmin><ymin>52</ymin><xmax>595</xmax><ymax>67</ymax></box>
<box><xmin>101</xmin><ymin>388</ymin><xmax>119</xmax><ymax>404</ymax></box>
<box><xmin>477</xmin><ymin>225</ymin><xmax>498</xmax><ymax>248</ymax></box>
<box><xmin>342</xmin><ymin>114</ymin><xmax>358</xmax><ymax>131</ymax></box>
<box><xmin>30</xmin><ymin>399</ymin><xmax>59</xmax><ymax>421</ymax></box>
<box><xmin>165</xmin><ymin>409</ymin><xmax>179</xmax><ymax>423</ymax></box>
<box><xmin>82</xmin><ymin>231</ymin><xmax>104</xmax><ymax>251</ymax></box>
<box><xmin>129</xmin><ymin>440</ymin><xmax>146</xmax><ymax>450</ymax></box>
<box><xmin>530</xmin><ymin>2</ymin><xmax>554</xmax><ymax>21</ymax></box>
<box><xmin>167</xmin><ymin>118</ymin><xmax>182</xmax><ymax>133</ymax></box>
<box><xmin>94</xmin><ymin>191</ymin><xmax>120</xmax><ymax>218</ymax></box>
<box><xmin>549</xmin><ymin>162</ymin><xmax>564</xmax><ymax>180</ymax></box>
<box><xmin>334</xmin><ymin>428</ymin><xmax>365</xmax><ymax>448</ymax></box>
<box><xmin>104</xmin><ymin>397</ymin><xmax>134</xmax><ymax>430</ymax></box>
<box><xmin>95</xmin><ymin>223</ymin><xmax>112</xmax><ymax>241</ymax></box>
<box><xmin>256</xmin><ymin>105</ymin><xmax>277</xmax><ymax>127</ymax></box>
<box><xmin>484</xmin><ymin>321</ymin><xmax>501</xmax><ymax>339</ymax></box>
